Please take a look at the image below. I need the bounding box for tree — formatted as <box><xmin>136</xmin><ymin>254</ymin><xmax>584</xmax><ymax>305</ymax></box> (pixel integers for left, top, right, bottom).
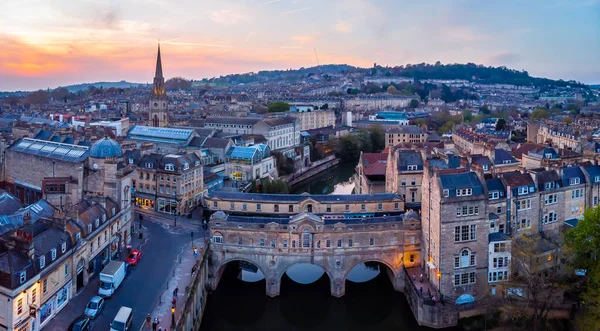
<box><xmin>410</xmin><ymin>99</ymin><xmax>420</xmax><ymax>108</ymax></box>
<box><xmin>336</xmin><ymin>135</ymin><xmax>361</xmax><ymax>162</ymax></box>
<box><xmin>495</xmin><ymin>118</ymin><xmax>507</xmax><ymax>131</ymax></box>
<box><xmin>267</xmin><ymin>101</ymin><xmax>290</xmax><ymax>113</ymax></box>
<box><xmin>479</xmin><ymin>105</ymin><xmax>491</xmax><ymax>114</ymax></box>
<box><xmin>165</xmin><ymin>77</ymin><xmax>192</xmax><ymax>90</ymax></box>
<box><xmin>562</xmin><ymin>117</ymin><xmax>572</xmax><ymax>125</ymax></box>
<box><xmin>320</xmin><ymin>103</ymin><xmax>329</xmax><ymax>110</ymax></box>
<box><xmin>50</xmin><ymin>88</ymin><xmax>69</xmax><ymax>102</ymax></box>
<box><xmin>357</xmin><ymin>130</ymin><xmax>373</xmax><ymax>153</ymax></box>
<box><xmin>531</xmin><ymin>109</ymin><xmax>550</xmax><ymax>120</ymax></box>
<box><xmin>499</xmin><ymin>234</ymin><xmax>567</xmax><ymax>331</ymax></box>
<box><xmin>254</xmin><ymin>178</ymin><xmax>290</xmax><ymax>194</ymax></box>
<box><xmin>25</xmin><ymin>90</ymin><xmax>49</xmax><ymax>104</ymax></box>
<box><xmin>438</xmin><ymin>121</ymin><xmax>454</xmax><ymax>134</ymax></box>
<box><xmin>415</xmin><ymin>118</ymin><xmax>428</xmax><ymax>130</ymax></box>
<box><xmin>463</xmin><ymin>110</ymin><xmax>473</xmax><ymax>123</ymax></box>
<box><xmin>387</xmin><ymin>85</ymin><xmax>398</xmax><ymax>94</ymax></box>
<box><xmin>368</xmin><ymin>125</ymin><xmax>385</xmax><ymax>152</ymax></box>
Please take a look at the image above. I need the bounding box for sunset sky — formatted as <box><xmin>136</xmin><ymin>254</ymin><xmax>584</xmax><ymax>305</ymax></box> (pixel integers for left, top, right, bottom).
<box><xmin>1</xmin><ymin>0</ymin><xmax>599</xmax><ymax>91</ymax></box>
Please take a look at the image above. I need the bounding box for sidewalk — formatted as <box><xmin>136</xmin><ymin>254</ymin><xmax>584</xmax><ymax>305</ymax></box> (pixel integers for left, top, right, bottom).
<box><xmin>140</xmin><ymin>242</ymin><xmax>204</xmax><ymax>331</ymax></box>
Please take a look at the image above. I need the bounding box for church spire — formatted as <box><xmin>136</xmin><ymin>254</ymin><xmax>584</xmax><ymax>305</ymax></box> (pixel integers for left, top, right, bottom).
<box><xmin>152</xmin><ymin>43</ymin><xmax>165</xmax><ymax>96</ymax></box>
<box><xmin>155</xmin><ymin>43</ymin><xmax>163</xmax><ymax>79</ymax></box>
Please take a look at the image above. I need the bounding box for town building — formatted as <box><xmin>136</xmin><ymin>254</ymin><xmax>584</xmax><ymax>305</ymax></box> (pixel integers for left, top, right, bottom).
<box><xmin>224</xmin><ymin>144</ymin><xmax>275</xmax><ymax>182</ymax></box>
<box><xmin>385</xmin><ymin>125</ymin><xmax>428</xmax><ymax>148</ymax></box>
<box><xmin>354</xmin><ymin>152</ymin><xmax>388</xmax><ymax>194</ymax></box>
<box><xmin>133</xmin><ymin>152</ymin><xmax>203</xmax><ymax>215</ymax></box>
<box><xmin>204</xmin><ymin>117</ymin><xmax>300</xmax><ymax>151</ymax></box>
<box><xmin>386</xmin><ymin>149</ymin><xmax>424</xmax><ymax>206</ymax></box>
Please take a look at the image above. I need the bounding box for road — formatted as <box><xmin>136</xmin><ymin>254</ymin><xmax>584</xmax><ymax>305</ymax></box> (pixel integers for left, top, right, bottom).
<box><xmin>43</xmin><ymin>212</ymin><xmax>201</xmax><ymax>331</ymax></box>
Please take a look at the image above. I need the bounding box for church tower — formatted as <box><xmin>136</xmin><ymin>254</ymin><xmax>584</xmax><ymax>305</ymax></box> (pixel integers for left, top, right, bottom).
<box><xmin>148</xmin><ymin>44</ymin><xmax>168</xmax><ymax>127</ymax></box>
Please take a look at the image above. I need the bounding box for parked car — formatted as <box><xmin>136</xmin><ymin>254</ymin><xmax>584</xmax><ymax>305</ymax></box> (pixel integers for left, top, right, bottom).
<box><xmin>85</xmin><ymin>296</ymin><xmax>105</xmax><ymax>319</ymax></box>
<box><xmin>125</xmin><ymin>249</ymin><xmax>142</xmax><ymax>266</ymax></box>
<box><xmin>68</xmin><ymin>315</ymin><xmax>90</xmax><ymax>331</ymax></box>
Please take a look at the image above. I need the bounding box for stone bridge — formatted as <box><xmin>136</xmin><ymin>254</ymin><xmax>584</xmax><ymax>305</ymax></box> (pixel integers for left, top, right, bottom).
<box><xmin>206</xmin><ymin>211</ymin><xmax>422</xmax><ymax>298</ymax></box>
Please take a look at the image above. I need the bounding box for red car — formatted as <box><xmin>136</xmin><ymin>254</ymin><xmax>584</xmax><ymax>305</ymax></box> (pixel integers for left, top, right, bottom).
<box><xmin>126</xmin><ymin>250</ymin><xmax>142</xmax><ymax>266</ymax></box>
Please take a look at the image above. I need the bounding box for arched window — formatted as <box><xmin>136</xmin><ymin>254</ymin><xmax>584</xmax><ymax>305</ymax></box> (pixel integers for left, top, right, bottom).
<box><xmin>461</xmin><ymin>249</ymin><xmax>470</xmax><ymax>268</ymax></box>
<box><xmin>302</xmin><ymin>228</ymin><xmax>311</xmax><ymax>248</ymax></box>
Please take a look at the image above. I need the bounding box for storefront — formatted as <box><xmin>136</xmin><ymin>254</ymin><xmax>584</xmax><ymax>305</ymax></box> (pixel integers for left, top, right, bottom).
<box><xmin>13</xmin><ymin>317</ymin><xmax>32</xmax><ymax>331</ymax></box>
<box><xmin>134</xmin><ymin>192</ymin><xmax>155</xmax><ymax>210</ymax></box>
<box><xmin>39</xmin><ymin>299</ymin><xmax>54</xmax><ymax>328</ymax></box>
<box><xmin>55</xmin><ymin>283</ymin><xmax>70</xmax><ymax>312</ymax></box>
<box><xmin>88</xmin><ymin>246</ymin><xmax>110</xmax><ymax>281</ymax></box>
<box><xmin>157</xmin><ymin>197</ymin><xmax>178</xmax><ymax>215</ymax></box>
<box><xmin>110</xmin><ymin>236</ymin><xmax>120</xmax><ymax>259</ymax></box>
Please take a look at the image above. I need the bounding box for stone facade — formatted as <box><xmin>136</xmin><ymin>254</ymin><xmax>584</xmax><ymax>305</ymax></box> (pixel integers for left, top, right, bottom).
<box><xmin>208</xmin><ymin>211</ymin><xmax>420</xmax><ymax>298</ymax></box>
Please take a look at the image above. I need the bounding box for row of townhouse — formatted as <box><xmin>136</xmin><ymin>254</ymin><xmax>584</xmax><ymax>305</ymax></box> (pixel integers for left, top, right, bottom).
<box><xmin>420</xmin><ymin>160</ymin><xmax>600</xmax><ymax>306</ymax></box>
<box><xmin>0</xmin><ymin>194</ymin><xmax>131</xmax><ymax>331</ymax></box>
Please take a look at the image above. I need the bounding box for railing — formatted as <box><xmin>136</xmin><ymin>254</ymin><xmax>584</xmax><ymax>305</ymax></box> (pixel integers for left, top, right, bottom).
<box><xmin>174</xmin><ymin>250</ymin><xmax>208</xmax><ymax>331</ymax></box>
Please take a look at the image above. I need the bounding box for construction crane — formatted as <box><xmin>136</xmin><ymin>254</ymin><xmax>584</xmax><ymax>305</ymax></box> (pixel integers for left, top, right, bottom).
<box><xmin>314</xmin><ymin>48</ymin><xmax>321</xmax><ymax>75</ymax></box>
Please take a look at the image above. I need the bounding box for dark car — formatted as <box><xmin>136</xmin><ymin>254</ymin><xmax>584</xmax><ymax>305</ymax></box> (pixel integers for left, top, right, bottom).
<box><xmin>68</xmin><ymin>315</ymin><xmax>90</xmax><ymax>331</ymax></box>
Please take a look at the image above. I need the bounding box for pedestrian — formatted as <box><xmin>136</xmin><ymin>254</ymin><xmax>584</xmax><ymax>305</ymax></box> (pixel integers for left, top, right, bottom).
<box><xmin>175</xmin><ymin>286</ymin><xmax>179</xmax><ymax>297</ymax></box>
<box><xmin>152</xmin><ymin>317</ymin><xmax>158</xmax><ymax>331</ymax></box>
<box><xmin>193</xmin><ymin>247</ymin><xmax>198</xmax><ymax>259</ymax></box>
<box><xmin>146</xmin><ymin>314</ymin><xmax>151</xmax><ymax>330</ymax></box>
<box><xmin>172</xmin><ymin>296</ymin><xmax>177</xmax><ymax>307</ymax></box>
<box><xmin>412</xmin><ymin>274</ymin><xmax>416</xmax><ymax>282</ymax></box>
<box><xmin>419</xmin><ymin>273</ymin><xmax>423</xmax><ymax>282</ymax></box>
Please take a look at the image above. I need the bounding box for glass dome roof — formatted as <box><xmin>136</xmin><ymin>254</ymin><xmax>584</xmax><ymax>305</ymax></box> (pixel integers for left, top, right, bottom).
<box><xmin>90</xmin><ymin>137</ymin><xmax>123</xmax><ymax>158</ymax></box>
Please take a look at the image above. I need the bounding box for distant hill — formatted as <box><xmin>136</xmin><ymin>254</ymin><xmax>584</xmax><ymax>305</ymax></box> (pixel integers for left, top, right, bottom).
<box><xmin>59</xmin><ymin>81</ymin><xmax>148</xmax><ymax>93</ymax></box>
<box><xmin>203</xmin><ymin>63</ymin><xmax>588</xmax><ymax>88</ymax></box>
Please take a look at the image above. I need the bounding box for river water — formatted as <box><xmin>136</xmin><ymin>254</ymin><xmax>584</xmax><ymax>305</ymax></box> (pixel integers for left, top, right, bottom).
<box><xmin>200</xmin><ymin>262</ymin><xmax>459</xmax><ymax>331</ymax></box>
<box><xmin>291</xmin><ymin>161</ymin><xmax>356</xmax><ymax>195</ymax></box>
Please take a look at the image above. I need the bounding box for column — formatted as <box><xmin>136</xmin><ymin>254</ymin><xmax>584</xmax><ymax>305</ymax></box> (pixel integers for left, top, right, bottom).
<box><xmin>266</xmin><ymin>277</ymin><xmax>280</xmax><ymax>298</ymax></box>
<box><xmin>330</xmin><ymin>277</ymin><xmax>345</xmax><ymax>298</ymax></box>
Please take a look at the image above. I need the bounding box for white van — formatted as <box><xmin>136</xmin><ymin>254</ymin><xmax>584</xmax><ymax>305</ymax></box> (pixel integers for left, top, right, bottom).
<box><xmin>110</xmin><ymin>306</ymin><xmax>133</xmax><ymax>331</ymax></box>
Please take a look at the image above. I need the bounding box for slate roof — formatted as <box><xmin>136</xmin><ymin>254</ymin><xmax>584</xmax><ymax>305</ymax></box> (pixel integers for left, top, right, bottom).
<box><xmin>0</xmin><ymin>200</ymin><xmax>55</xmax><ymax>236</ymax></box>
<box><xmin>222</xmin><ymin>214</ymin><xmax>406</xmax><ymax>225</ymax></box>
<box><xmin>533</xmin><ymin>170</ymin><xmax>561</xmax><ymax>191</ymax></box>
<box><xmin>583</xmin><ymin>165</ymin><xmax>600</xmax><ymax>183</ymax></box>
<box><xmin>207</xmin><ymin>192</ymin><xmax>402</xmax><ymax>204</ymax></box>
<box><xmin>471</xmin><ymin>154</ymin><xmax>492</xmax><ymax>167</ymax></box>
<box><xmin>262</xmin><ymin>117</ymin><xmax>297</xmax><ymax>127</ymax></box>
<box><xmin>397</xmin><ymin>150</ymin><xmax>423</xmax><ymax>171</ymax></box>
<box><xmin>205</xmin><ymin>117</ymin><xmax>260</xmax><ymax>125</ymax></box>
<box><xmin>0</xmin><ymin>191</ymin><xmax>23</xmax><ymax>215</ymax></box>
<box><xmin>202</xmin><ymin>137</ymin><xmax>231</xmax><ymax>149</ymax></box>
<box><xmin>561</xmin><ymin>166</ymin><xmax>586</xmax><ymax>186</ymax></box>
<box><xmin>494</xmin><ymin>149</ymin><xmax>517</xmax><ymax>165</ymax></box>
<box><xmin>489</xmin><ymin>232</ymin><xmax>508</xmax><ymax>242</ymax></box>
<box><xmin>486</xmin><ymin>178</ymin><xmax>505</xmax><ymax>195</ymax></box>
<box><xmin>501</xmin><ymin>171</ymin><xmax>534</xmax><ymax>187</ymax></box>
<box><xmin>439</xmin><ymin>172</ymin><xmax>484</xmax><ymax>196</ymax></box>
<box><xmin>513</xmin><ymin>143</ymin><xmax>545</xmax><ymax>159</ymax></box>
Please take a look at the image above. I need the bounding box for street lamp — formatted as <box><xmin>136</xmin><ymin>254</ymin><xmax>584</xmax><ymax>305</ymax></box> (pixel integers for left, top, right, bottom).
<box><xmin>171</xmin><ymin>306</ymin><xmax>175</xmax><ymax>327</ymax></box>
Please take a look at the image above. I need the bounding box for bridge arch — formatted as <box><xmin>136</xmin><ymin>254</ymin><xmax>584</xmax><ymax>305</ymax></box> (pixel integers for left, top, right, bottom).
<box><xmin>214</xmin><ymin>258</ymin><xmax>267</xmax><ymax>288</ymax></box>
<box><xmin>281</xmin><ymin>261</ymin><xmax>332</xmax><ymax>285</ymax></box>
<box><xmin>344</xmin><ymin>258</ymin><xmax>399</xmax><ymax>282</ymax></box>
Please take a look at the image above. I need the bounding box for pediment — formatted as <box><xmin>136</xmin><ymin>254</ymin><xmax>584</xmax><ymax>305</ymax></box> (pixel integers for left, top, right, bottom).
<box><xmin>289</xmin><ymin>212</ymin><xmax>324</xmax><ymax>225</ymax></box>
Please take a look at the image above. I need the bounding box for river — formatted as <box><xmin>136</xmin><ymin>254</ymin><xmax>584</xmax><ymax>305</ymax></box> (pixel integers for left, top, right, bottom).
<box><xmin>291</xmin><ymin>161</ymin><xmax>356</xmax><ymax>195</ymax></box>
<box><xmin>200</xmin><ymin>262</ymin><xmax>461</xmax><ymax>331</ymax></box>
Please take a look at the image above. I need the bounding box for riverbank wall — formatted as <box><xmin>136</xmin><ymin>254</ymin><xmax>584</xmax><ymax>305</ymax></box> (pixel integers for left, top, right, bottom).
<box><xmin>174</xmin><ymin>249</ymin><xmax>209</xmax><ymax>331</ymax></box>
<box><xmin>287</xmin><ymin>156</ymin><xmax>341</xmax><ymax>187</ymax></box>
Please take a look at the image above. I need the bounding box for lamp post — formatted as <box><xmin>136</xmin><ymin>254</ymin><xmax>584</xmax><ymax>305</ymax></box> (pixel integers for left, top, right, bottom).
<box><xmin>171</xmin><ymin>306</ymin><xmax>175</xmax><ymax>328</ymax></box>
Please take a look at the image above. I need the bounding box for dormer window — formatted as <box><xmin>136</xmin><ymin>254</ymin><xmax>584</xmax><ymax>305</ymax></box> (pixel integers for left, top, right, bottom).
<box><xmin>129</xmin><ymin>158</ymin><xmax>134</xmax><ymax>164</ymax></box>
<box><xmin>569</xmin><ymin>178</ymin><xmax>581</xmax><ymax>185</ymax></box>
<box><xmin>503</xmin><ymin>160</ymin><xmax>511</xmax><ymax>164</ymax></box>
<box><xmin>489</xmin><ymin>191</ymin><xmax>499</xmax><ymax>200</ymax></box>
<box><xmin>87</xmin><ymin>224</ymin><xmax>92</xmax><ymax>233</ymax></box>
<box><xmin>545</xmin><ymin>182</ymin><xmax>555</xmax><ymax>190</ymax></box>
<box><xmin>443</xmin><ymin>189</ymin><xmax>449</xmax><ymax>197</ymax></box>
<box><xmin>482</xmin><ymin>165</ymin><xmax>488</xmax><ymax>171</ymax></box>
<box><xmin>19</xmin><ymin>271</ymin><xmax>26</xmax><ymax>284</ymax></box>
<box><xmin>456</xmin><ymin>188</ymin><xmax>472</xmax><ymax>196</ymax></box>
<box><xmin>595</xmin><ymin>176</ymin><xmax>600</xmax><ymax>182</ymax></box>
<box><xmin>95</xmin><ymin>219</ymin><xmax>99</xmax><ymax>228</ymax></box>
<box><xmin>545</xmin><ymin>153</ymin><xmax>553</xmax><ymax>159</ymax></box>
<box><xmin>145</xmin><ymin>162</ymin><xmax>153</xmax><ymax>169</ymax></box>
<box><xmin>195</xmin><ymin>161</ymin><xmax>200</xmax><ymax>166</ymax></box>
<box><xmin>183</xmin><ymin>163</ymin><xmax>189</xmax><ymax>170</ymax></box>
<box><xmin>40</xmin><ymin>256</ymin><xmax>45</xmax><ymax>269</ymax></box>
<box><xmin>75</xmin><ymin>233</ymin><xmax>81</xmax><ymax>241</ymax></box>
<box><xmin>165</xmin><ymin>164</ymin><xmax>175</xmax><ymax>171</ymax></box>
<box><xmin>517</xmin><ymin>186</ymin><xmax>529</xmax><ymax>195</ymax></box>
<box><xmin>407</xmin><ymin>165</ymin><xmax>417</xmax><ymax>171</ymax></box>
<box><xmin>61</xmin><ymin>242</ymin><xmax>66</xmax><ymax>253</ymax></box>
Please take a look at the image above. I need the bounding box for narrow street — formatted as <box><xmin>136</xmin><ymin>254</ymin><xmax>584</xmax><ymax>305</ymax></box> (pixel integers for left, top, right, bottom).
<box><xmin>43</xmin><ymin>211</ymin><xmax>204</xmax><ymax>331</ymax></box>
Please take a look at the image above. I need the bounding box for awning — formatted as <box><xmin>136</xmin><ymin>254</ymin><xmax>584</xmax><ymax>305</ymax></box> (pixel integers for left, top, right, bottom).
<box><xmin>455</xmin><ymin>294</ymin><xmax>475</xmax><ymax>305</ymax></box>
<box><xmin>565</xmin><ymin>218</ymin><xmax>579</xmax><ymax>228</ymax></box>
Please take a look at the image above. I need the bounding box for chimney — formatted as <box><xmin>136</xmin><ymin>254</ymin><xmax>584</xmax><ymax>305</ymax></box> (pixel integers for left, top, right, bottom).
<box><xmin>23</xmin><ymin>212</ymin><xmax>32</xmax><ymax>226</ymax></box>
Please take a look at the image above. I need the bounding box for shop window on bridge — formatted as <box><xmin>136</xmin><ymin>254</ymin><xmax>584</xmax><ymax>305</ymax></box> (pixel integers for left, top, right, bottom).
<box><xmin>274</xmin><ymin>205</ymin><xmax>279</xmax><ymax>212</ymax></box>
<box><xmin>289</xmin><ymin>205</ymin><xmax>294</xmax><ymax>213</ymax></box>
<box><xmin>212</xmin><ymin>234</ymin><xmax>223</xmax><ymax>244</ymax></box>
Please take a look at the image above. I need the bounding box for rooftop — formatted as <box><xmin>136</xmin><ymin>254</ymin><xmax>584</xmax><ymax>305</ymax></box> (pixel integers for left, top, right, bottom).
<box><xmin>9</xmin><ymin>138</ymin><xmax>89</xmax><ymax>163</ymax></box>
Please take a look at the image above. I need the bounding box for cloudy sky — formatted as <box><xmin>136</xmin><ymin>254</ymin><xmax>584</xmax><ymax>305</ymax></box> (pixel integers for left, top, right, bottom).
<box><xmin>1</xmin><ymin>0</ymin><xmax>599</xmax><ymax>91</ymax></box>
